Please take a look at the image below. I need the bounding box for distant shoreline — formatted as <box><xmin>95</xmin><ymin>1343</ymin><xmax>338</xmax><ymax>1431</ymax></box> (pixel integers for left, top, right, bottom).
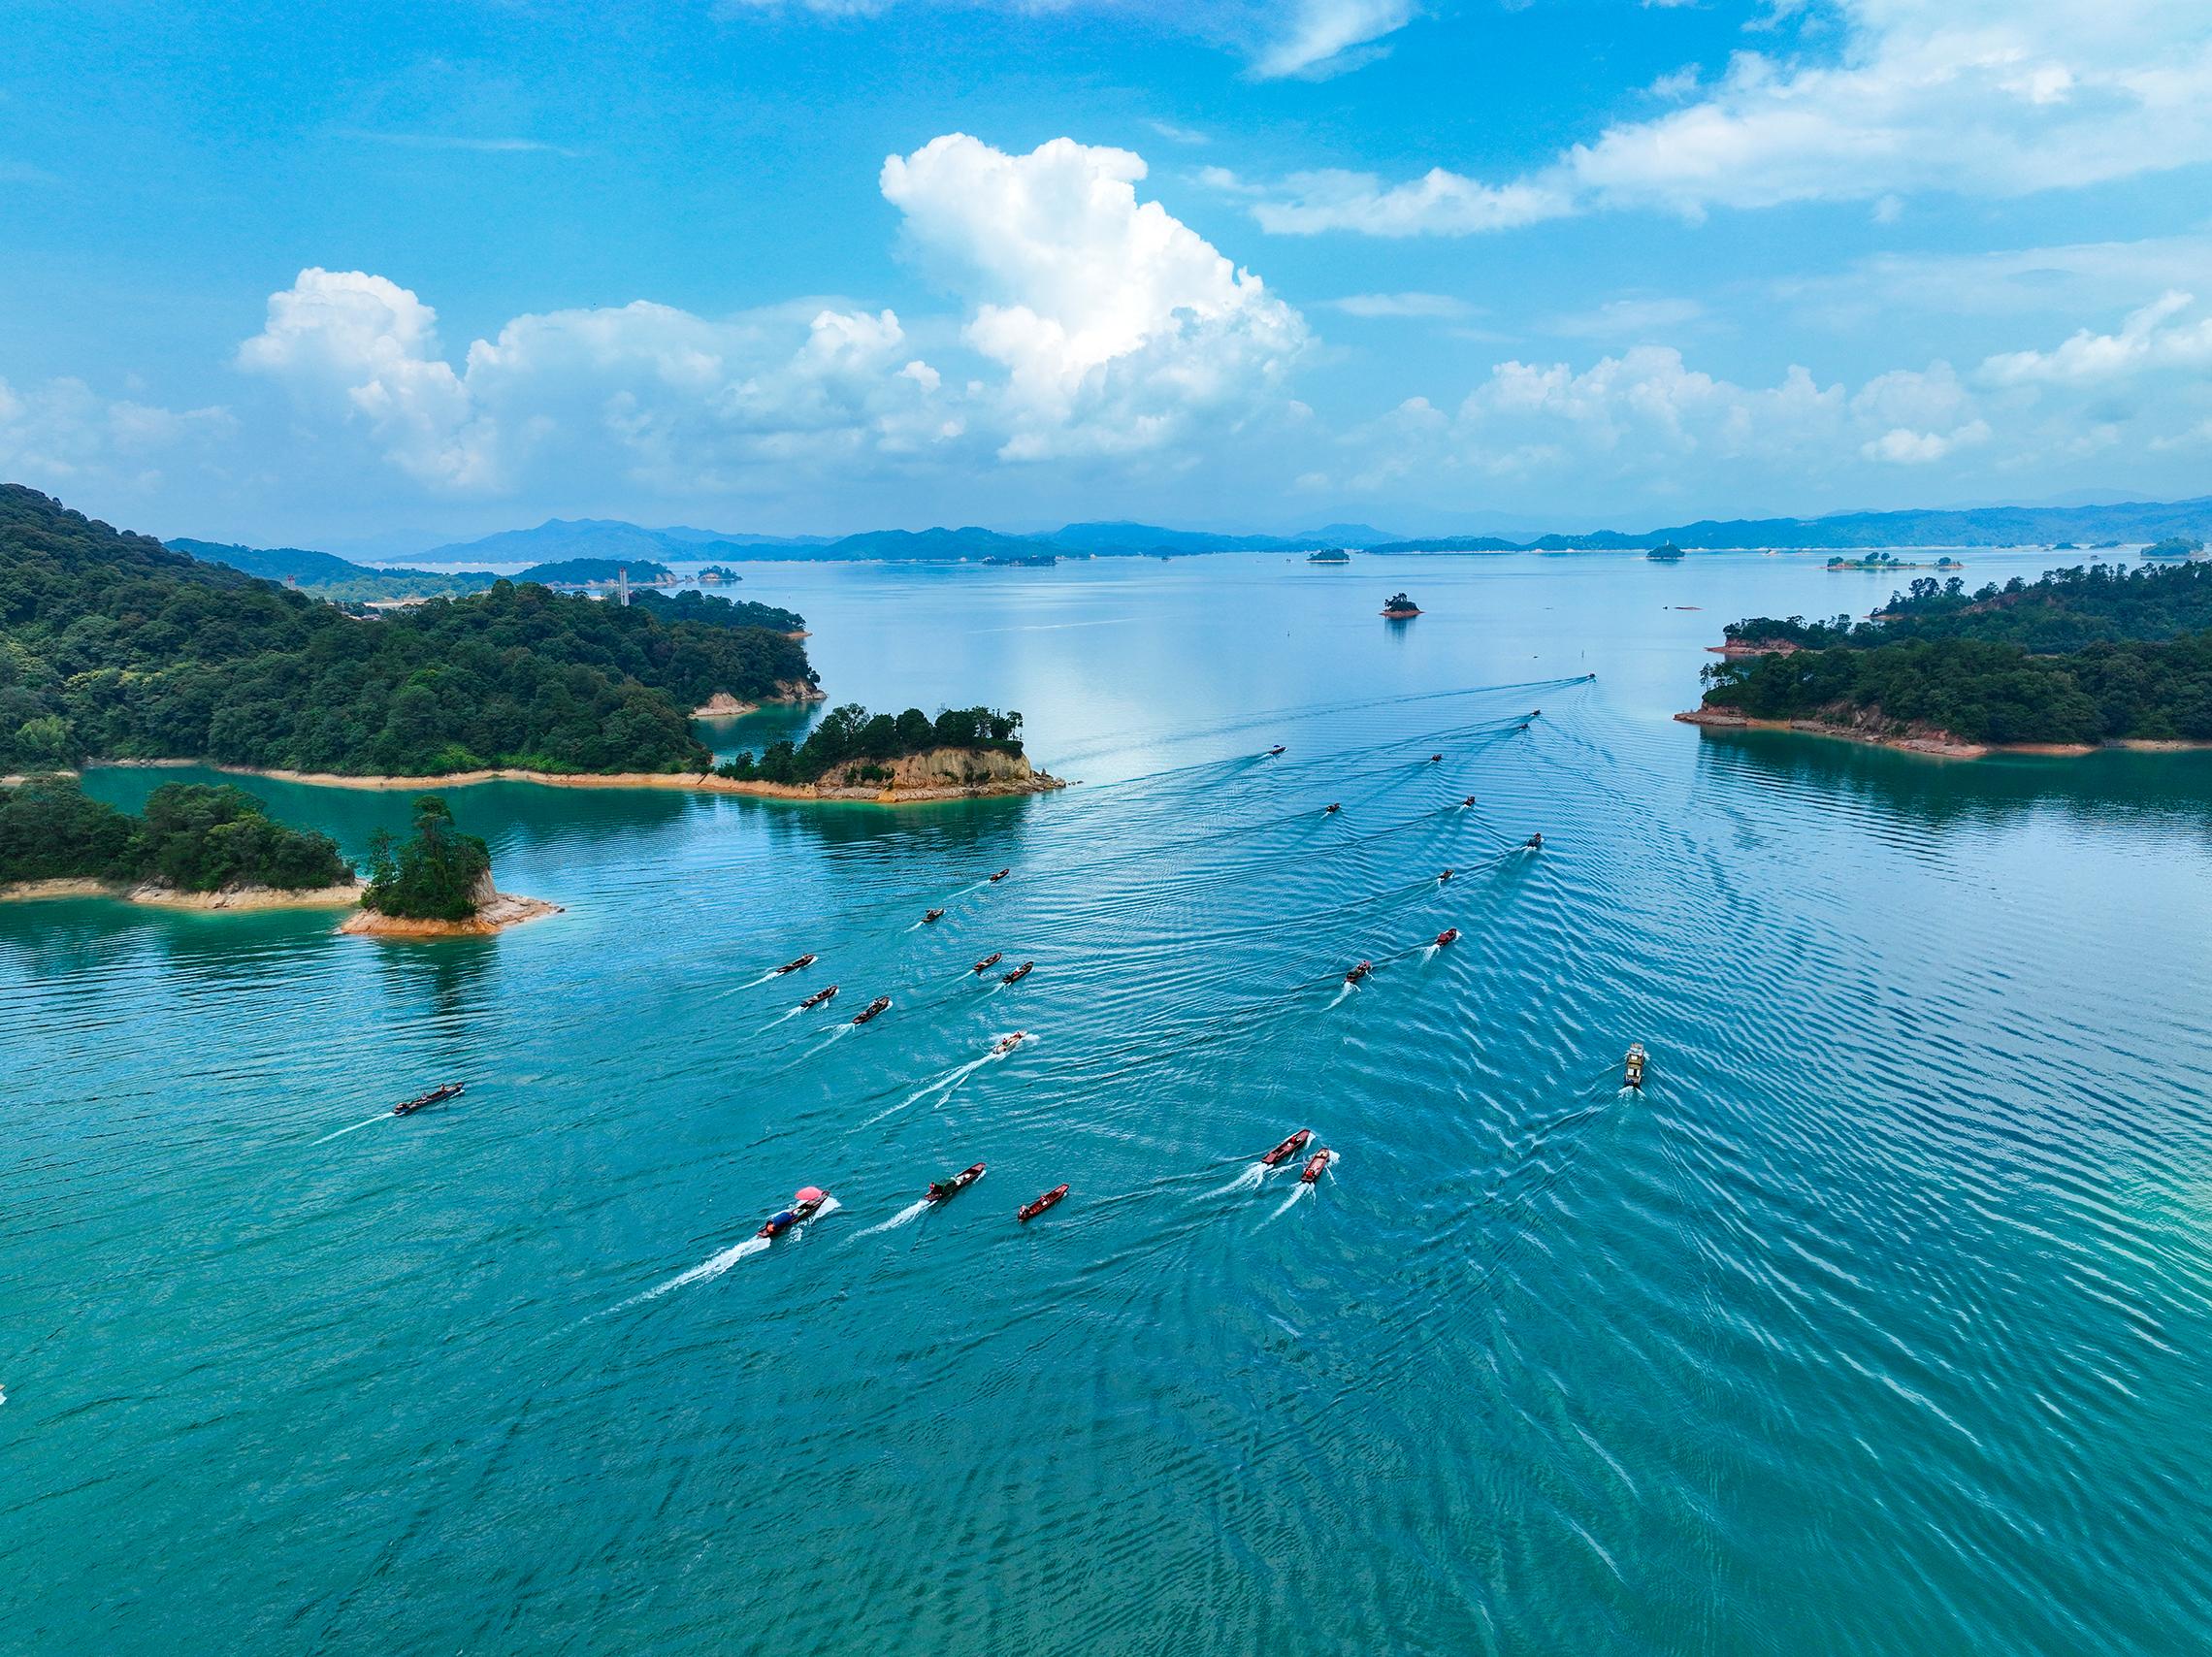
<box><xmin>0</xmin><ymin>876</ymin><xmax>364</xmax><ymax>910</ymax></box>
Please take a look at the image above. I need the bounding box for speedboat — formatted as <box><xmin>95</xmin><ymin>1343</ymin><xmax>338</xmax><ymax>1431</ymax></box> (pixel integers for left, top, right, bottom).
<box><xmin>774</xmin><ymin>953</ymin><xmax>816</xmax><ymax>975</ymax></box>
<box><xmin>1624</xmin><ymin>1042</ymin><xmax>1646</xmax><ymax>1088</ymax></box>
<box><xmin>993</xmin><ymin>1031</ymin><xmax>1027</xmax><ymax>1056</ymax></box>
<box><xmin>1344</xmin><ymin>960</ymin><xmax>1373</xmax><ymax>985</ymax></box>
<box><xmin>393</xmin><ymin>1082</ymin><xmax>464</xmax><ymax>1117</ymax></box>
<box><xmin>1462</xmin><ymin>795</ymin><xmax>1477</xmax><ymax>807</ymax></box>
<box><xmin>1438</xmin><ymin>867</ymin><xmax>1454</xmax><ymax>883</ymax></box>
<box><xmin>923</xmin><ymin>908</ymin><xmax>946</xmax><ymax>924</ymax></box>
<box><xmin>1267</xmin><ymin>744</ymin><xmax>1285</xmax><ymax>757</ymax></box>
<box><xmin>757</xmin><ymin>1186</ymin><xmax>830</xmax><ymax>1239</ymax></box>
<box><xmin>972</xmin><ymin>952</ymin><xmax>1003</xmax><ymax>974</ymax></box>
<box><xmin>989</xmin><ymin>868</ymin><xmax>1010</xmax><ymax>883</ymax></box>
<box><xmin>1525</xmin><ymin>833</ymin><xmax>1543</xmax><ymax>849</ymax></box>
<box><xmin>927</xmin><ymin>1163</ymin><xmax>986</xmax><ymax>1204</ymax></box>
<box><xmin>1018</xmin><ymin>1184</ymin><xmax>1069</xmax><ymax>1222</ymax></box>
<box><xmin>1429</xmin><ymin>753</ymin><xmax>1443</xmax><ymax>763</ymax></box>
<box><xmin>1434</xmin><ymin>927</ymin><xmax>1459</xmax><ymax>948</ymax></box>
<box><xmin>1324</xmin><ymin>802</ymin><xmax>1342</xmax><ymax>815</ymax></box>
<box><xmin>798</xmin><ymin>985</ymin><xmax>838</xmax><ymax>1010</ymax></box>
<box><xmin>1000</xmin><ymin>960</ymin><xmax>1033</xmax><ymax>985</ymax></box>
<box><xmin>853</xmin><ymin>995</ymin><xmax>892</xmax><ymax>1025</ymax></box>
<box><xmin>1260</xmin><ymin>1128</ymin><xmax>1313</xmax><ymax>1167</ymax></box>
<box><xmin>1299</xmin><ymin>1150</ymin><xmax>1332</xmax><ymax>1184</ymax></box>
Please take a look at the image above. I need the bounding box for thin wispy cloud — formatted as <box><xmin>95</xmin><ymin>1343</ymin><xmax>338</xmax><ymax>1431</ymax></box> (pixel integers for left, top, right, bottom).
<box><xmin>329</xmin><ymin>130</ymin><xmax>584</xmax><ymax>158</ymax></box>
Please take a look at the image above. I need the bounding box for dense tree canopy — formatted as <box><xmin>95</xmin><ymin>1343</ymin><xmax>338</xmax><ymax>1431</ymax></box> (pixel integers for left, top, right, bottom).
<box><xmin>716</xmin><ymin>703</ymin><xmax>1023</xmax><ymax>785</ymax></box>
<box><xmin>0</xmin><ymin>486</ymin><xmax>816</xmax><ymax>776</ymax></box>
<box><xmin>1704</xmin><ymin>561</ymin><xmax>2212</xmax><ymax>744</ymax></box>
<box><xmin>363</xmin><ymin>796</ymin><xmax>492</xmax><ymax>921</ymax></box>
<box><xmin>0</xmin><ymin>776</ymin><xmax>349</xmax><ymax>890</ymax></box>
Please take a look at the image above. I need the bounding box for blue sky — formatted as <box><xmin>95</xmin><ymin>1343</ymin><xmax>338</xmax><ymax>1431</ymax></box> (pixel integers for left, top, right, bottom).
<box><xmin>4</xmin><ymin>0</ymin><xmax>2211</xmax><ymax>549</ymax></box>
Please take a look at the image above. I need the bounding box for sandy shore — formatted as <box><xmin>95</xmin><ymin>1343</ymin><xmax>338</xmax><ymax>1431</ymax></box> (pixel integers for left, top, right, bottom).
<box><xmin>1672</xmin><ymin>707</ymin><xmax>2202</xmax><ymax>761</ymax></box>
<box><xmin>90</xmin><ymin>754</ymin><xmax>1066</xmax><ymax>803</ymax></box>
<box><xmin>340</xmin><ymin>892</ymin><xmax>562</xmax><ymax>938</ymax></box>
<box><xmin>0</xmin><ymin>877</ymin><xmax>364</xmax><ymax>909</ymax></box>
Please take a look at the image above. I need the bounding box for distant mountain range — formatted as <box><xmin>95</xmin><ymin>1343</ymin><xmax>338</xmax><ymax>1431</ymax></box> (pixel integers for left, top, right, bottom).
<box><xmin>1366</xmin><ymin>498</ymin><xmax>2212</xmax><ymax>553</ymax></box>
<box><xmin>168</xmin><ymin>497</ymin><xmax>2212</xmax><ymax>593</ymax></box>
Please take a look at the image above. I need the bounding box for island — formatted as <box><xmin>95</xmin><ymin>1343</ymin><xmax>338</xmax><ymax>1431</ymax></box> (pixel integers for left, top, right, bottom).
<box><xmin>1646</xmin><ymin>541</ymin><xmax>1685</xmax><ymax>562</ymax></box>
<box><xmin>1681</xmin><ymin>561</ymin><xmax>2212</xmax><ymax>756</ymax></box>
<box><xmin>2142</xmin><ymin>536</ymin><xmax>2203</xmax><ymax>561</ymax></box>
<box><xmin>341</xmin><ymin>795</ymin><xmax>559</xmax><ymax>937</ymax></box>
<box><xmin>0</xmin><ymin>776</ymin><xmax>360</xmax><ymax>908</ymax></box>
<box><xmin>712</xmin><ymin>703</ymin><xmax>1063</xmax><ymax>801</ymax></box>
<box><xmin>1307</xmin><ymin>548</ymin><xmax>1351</xmax><ymax>565</ymax></box>
<box><xmin>1381</xmin><ymin>592</ymin><xmax>1421</xmax><ymax>618</ymax></box>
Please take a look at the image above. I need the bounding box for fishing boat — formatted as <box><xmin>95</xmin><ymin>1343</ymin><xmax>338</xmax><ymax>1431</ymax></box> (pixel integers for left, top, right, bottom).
<box><xmin>1434</xmin><ymin>927</ymin><xmax>1459</xmax><ymax>948</ymax></box>
<box><xmin>923</xmin><ymin>908</ymin><xmax>945</xmax><ymax>924</ymax></box>
<box><xmin>774</xmin><ymin>953</ymin><xmax>817</xmax><ymax>975</ymax></box>
<box><xmin>993</xmin><ymin>1031</ymin><xmax>1027</xmax><ymax>1056</ymax></box>
<box><xmin>988</xmin><ymin>868</ymin><xmax>1010</xmax><ymax>883</ymax></box>
<box><xmin>393</xmin><ymin>1082</ymin><xmax>464</xmax><ymax>1117</ymax></box>
<box><xmin>1428</xmin><ymin>752</ymin><xmax>1443</xmax><ymax>762</ymax></box>
<box><xmin>1267</xmin><ymin>744</ymin><xmax>1286</xmax><ymax>757</ymax></box>
<box><xmin>757</xmin><ymin>1186</ymin><xmax>829</xmax><ymax>1240</ymax></box>
<box><xmin>1525</xmin><ymin>832</ymin><xmax>1544</xmax><ymax>849</ymax></box>
<box><xmin>927</xmin><ymin>1164</ymin><xmax>986</xmax><ymax>1204</ymax></box>
<box><xmin>853</xmin><ymin>995</ymin><xmax>892</xmax><ymax>1025</ymax></box>
<box><xmin>1000</xmin><ymin>960</ymin><xmax>1033</xmax><ymax>985</ymax></box>
<box><xmin>1462</xmin><ymin>796</ymin><xmax>1477</xmax><ymax>807</ymax></box>
<box><xmin>1299</xmin><ymin>1150</ymin><xmax>1332</xmax><ymax>1183</ymax></box>
<box><xmin>1260</xmin><ymin>1128</ymin><xmax>1313</xmax><ymax>1167</ymax></box>
<box><xmin>1324</xmin><ymin>802</ymin><xmax>1342</xmax><ymax>814</ymax></box>
<box><xmin>1018</xmin><ymin>1184</ymin><xmax>1069</xmax><ymax>1222</ymax></box>
<box><xmin>798</xmin><ymin>985</ymin><xmax>838</xmax><ymax>1011</ymax></box>
<box><xmin>1624</xmin><ymin>1042</ymin><xmax>1646</xmax><ymax>1088</ymax></box>
<box><xmin>1438</xmin><ymin>867</ymin><xmax>1455</xmax><ymax>883</ymax></box>
<box><xmin>972</xmin><ymin>952</ymin><xmax>1003</xmax><ymax>974</ymax></box>
<box><xmin>1344</xmin><ymin>960</ymin><xmax>1374</xmax><ymax>985</ymax></box>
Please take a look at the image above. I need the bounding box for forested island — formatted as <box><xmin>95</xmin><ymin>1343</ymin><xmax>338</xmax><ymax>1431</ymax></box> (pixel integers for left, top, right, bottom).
<box><xmin>1686</xmin><ymin>562</ymin><xmax>2212</xmax><ymax>754</ymax></box>
<box><xmin>343</xmin><ymin>795</ymin><xmax>557</xmax><ymax>936</ymax></box>
<box><xmin>1</xmin><ymin>486</ymin><xmax>817</xmax><ymax>780</ymax></box>
<box><xmin>0</xmin><ymin>776</ymin><xmax>356</xmax><ymax>906</ymax></box>
<box><xmin>713</xmin><ymin>703</ymin><xmax>1060</xmax><ymax>800</ymax></box>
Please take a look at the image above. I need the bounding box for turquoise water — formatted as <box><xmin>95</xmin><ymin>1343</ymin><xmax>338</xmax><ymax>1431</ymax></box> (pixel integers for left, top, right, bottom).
<box><xmin>6</xmin><ymin>550</ymin><xmax>2212</xmax><ymax>1654</ymax></box>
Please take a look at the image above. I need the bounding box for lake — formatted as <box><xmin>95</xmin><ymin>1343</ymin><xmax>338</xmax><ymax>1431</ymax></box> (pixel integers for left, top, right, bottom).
<box><xmin>5</xmin><ymin>548</ymin><xmax>2211</xmax><ymax>1655</ymax></box>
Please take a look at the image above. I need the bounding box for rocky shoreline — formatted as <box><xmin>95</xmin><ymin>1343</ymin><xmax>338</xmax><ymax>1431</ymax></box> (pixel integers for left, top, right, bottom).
<box><xmin>1674</xmin><ymin>707</ymin><xmax>2212</xmax><ymax>760</ymax></box>
<box><xmin>340</xmin><ymin>889</ymin><xmax>563</xmax><ymax>938</ymax></box>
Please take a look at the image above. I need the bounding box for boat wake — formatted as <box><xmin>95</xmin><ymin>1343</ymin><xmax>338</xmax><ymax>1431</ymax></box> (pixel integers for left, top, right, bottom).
<box><xmin>312</xmin><ymin>1115</ymin><xmax>388</xmax><ymax>1145</ymax></box>
<box><xmin>855</xmin><ymin>1197</ymin><xmax>934</xmax><ymax>1237</ymax></box>
<box><xmin>1209</xmin><ymin>1161</ymin><xmax>1271</xmax><ymax>1196</ymax></box>
<box><xmin>1327</xmin><ymin>981</ymin><xmax>1358</xmax><ymax>1009</ymax></box>
<box><xmin>1261</xmin><ymin>1152</ymin><xmax>1339</xmax><ymax>1222</ymax></box>
<box><xmin>622</xmin><ymin>1197</ymin><xmax>844</xmax><ymax>1306</ymax></box>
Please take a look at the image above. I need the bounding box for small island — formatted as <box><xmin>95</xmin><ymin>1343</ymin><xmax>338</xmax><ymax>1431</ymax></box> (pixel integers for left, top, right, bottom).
<box><xmin>1381</xmin><ymin>592</ymin><xmax>1421</xmax><ymax>618</ymax></box>
<box><xmin>1307</xmin><ymin>548</ymin><xmax>1351</xmax><ymax>565</ymax></box>
<box><xmin>1682</xmin><ymin>561</ymin><xmax>2212</xmax><ymax>756</ymax></box>
<box><xmin>2141</xmin><ymin>536</ymin><xmax>2203</xmax><ymax>561</ymax></box>
<box><xmin>341</xmin><ymin>795</ymin><xmax>560</xmax><ymax>937</ymax></box>
<box><xmin>712</xmin><ymin>704</ymin><xmax>1063</xmax><ymax>801</ymax></box>
<box><xmin>1646</xmin><ymin>541</ymin><xmax>1685</xmax><ymax>563</ymax></box>
<box><xmin>0</xmin><ymin>776</ymin><xmax>360</xmax><ymax>908</ymax></box>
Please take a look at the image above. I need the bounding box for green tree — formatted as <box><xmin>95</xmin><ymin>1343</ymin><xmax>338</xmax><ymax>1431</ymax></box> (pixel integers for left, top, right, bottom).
<box><xmin>362</xmin><ymin>795</ymin><xmax>494</xmax><ymax>921</ymax></box>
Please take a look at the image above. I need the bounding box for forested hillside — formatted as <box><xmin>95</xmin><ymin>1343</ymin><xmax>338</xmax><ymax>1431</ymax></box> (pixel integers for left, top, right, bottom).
<box><xmin>0</xmin><ymin>486</ymin><xmax>816</xmax><ymax>776</ymax></box>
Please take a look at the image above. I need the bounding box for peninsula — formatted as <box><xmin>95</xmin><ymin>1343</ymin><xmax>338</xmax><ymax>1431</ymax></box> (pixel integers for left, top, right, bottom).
<box><xmin>712</xmin><ymin>703</ymin><xmax>1063</xmax><ymax>801</ymax></box>
<box><xmin>1682</xmin><ymin>562</ymin><xmax>2212</xmax><ymax>756</ymax></box>
<box><xmin>0</xmin><ymin>776</ymin><xmax>360</xmax><ymax>908</ymax></box>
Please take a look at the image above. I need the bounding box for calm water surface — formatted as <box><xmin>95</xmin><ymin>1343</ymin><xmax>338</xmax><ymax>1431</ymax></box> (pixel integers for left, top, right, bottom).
<box><xmin>5</xmin><ymin>551</ymin><xmax>2211</xmax><ymax>1654</ymax></box>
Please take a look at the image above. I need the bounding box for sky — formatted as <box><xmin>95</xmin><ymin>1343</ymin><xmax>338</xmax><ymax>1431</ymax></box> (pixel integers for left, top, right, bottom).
<box><xmin>4</xmin><ymin>0</ymin><xmax>2212</xmax><ymax>551</ymax></box>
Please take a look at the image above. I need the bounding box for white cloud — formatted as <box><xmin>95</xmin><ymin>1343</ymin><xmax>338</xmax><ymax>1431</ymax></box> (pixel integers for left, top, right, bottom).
<box><xmin>719</xmin><ymin>0</ymin><xmax>1415</xmax><ymax>78</ymax></box>
<box><xmin>1979</xmin><ymin>290</ymin><xmax>2212</xmax><ymax>385</ymax></box>
<box><xmin>880</xmin><ymin>134</ymin><xmax>1306</xmax><ymax>459</ymax></box>
<box><xmin>0</xmin><ymin>374</ymin><xmax>232</xmax><ymax>494</ymax></box>
<box><xmin>1545</xmin><ymin>296</ymin><xmax>1706</xmax><ymax>339</ymax></box>
<box><xmin>235</xmin><ymin>136</ymin><xmax>1305</xmax><ymax>491</ymax></box>
<box><xmin>1324</xmin><ymin>291</ymin><xmax>1476</xmax><ymax>319</ymax></box>
<box><xmin>1231</xmin><ymin>0</ymin><xmax>2212</xmax><ymax>233</ymax></box>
